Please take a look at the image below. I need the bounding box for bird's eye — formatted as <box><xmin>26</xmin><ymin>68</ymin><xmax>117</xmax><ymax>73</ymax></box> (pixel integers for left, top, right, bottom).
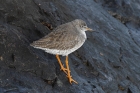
<box><xmin>83</xmin><ymin>26</ymin><xmax>87</xmax><ymax>28</ymax></box>
<box><xmin>81</xmin><ymin>25</ymin><xmax>86</xmax><ymax>28</ymax></box>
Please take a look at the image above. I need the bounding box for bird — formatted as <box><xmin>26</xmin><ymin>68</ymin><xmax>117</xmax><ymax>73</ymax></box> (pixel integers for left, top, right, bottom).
<box><xmin>30</xmin><ymin>19</ymin><xmax>93</xmax><ymax>84</ymax></box>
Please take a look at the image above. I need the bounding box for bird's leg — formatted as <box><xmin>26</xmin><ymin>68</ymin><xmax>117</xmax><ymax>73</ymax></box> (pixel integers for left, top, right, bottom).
<box><xmin>56</xmin><ymin>55</ymin><xmax>67</xmax><ymax>74</ymax></box>
<box><xmin>65</xmin><ymin>56</ymin><xmax>78</xmax><ymax>84</ymax></box>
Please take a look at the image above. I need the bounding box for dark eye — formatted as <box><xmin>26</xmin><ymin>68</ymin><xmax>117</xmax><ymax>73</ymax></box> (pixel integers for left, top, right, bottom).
<box><xmin>81</xmin><ymin>25</ymin><xmax>86</xmax><ymax>28</ymax></box>
<box><xmin>83</xmin><ymin>23</ymin><xmax>87</xmax><ymax>27</ymax></box>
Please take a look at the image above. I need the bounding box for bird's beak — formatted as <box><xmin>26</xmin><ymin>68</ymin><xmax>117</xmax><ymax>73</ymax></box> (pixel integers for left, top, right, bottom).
<box><xmin>86</xmin><ymin>27</ymin><xmax>93</xmax><ymax>31</ymax></box>
<box><xmin>86</xmin><ymin>27</ymin><xmax>99</xmax><ymax>33</ymax></box>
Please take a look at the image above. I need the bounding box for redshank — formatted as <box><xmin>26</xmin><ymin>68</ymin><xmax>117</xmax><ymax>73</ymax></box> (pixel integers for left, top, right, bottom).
<box><xmin>30</xmin><ymin>19</ymin><xmax>92</xmax><ymax>84</ymax></box>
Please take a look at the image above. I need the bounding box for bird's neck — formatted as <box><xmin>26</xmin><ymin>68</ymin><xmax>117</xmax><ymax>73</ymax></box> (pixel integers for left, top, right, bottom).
<box><xmin>82</xmin><ymin>31</ymin><xmax>87</xmax><ymax>39</ymax></box>
<box><xmin>79</xmin><ymin>30</ymin><xmax>87</xmax><ymax>40</ymax></box>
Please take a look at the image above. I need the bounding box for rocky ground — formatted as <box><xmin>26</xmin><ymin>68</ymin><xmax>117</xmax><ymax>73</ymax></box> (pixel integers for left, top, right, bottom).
<box><xmin>0</xmin><ymin>0</ymin><xmax>140</xmax><ymax>93</ymax></box>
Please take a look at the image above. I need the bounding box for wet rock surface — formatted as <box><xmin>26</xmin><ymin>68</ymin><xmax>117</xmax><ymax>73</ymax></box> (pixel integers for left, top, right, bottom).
<box><xmin>0</xmin><ymin>0</ymin><xmax>140</xmax><ymax>93</ymax></box>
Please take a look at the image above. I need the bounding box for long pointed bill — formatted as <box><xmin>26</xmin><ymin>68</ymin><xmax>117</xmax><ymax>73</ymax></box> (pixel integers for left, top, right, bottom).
<box><xmin>86</xmin><ymin>27</ymin><xmax>93</xmax><ymax>31</ymax></box>
<box><xmin>86</xmin><ymin>27</ymin><xmax>99</xmax><ymax>33</ymax></box>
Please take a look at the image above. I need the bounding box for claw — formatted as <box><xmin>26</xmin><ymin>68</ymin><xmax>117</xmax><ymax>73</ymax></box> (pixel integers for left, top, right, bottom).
<box><xmin>66</xmin><ymin>74</ymin><xmax>78</xmax><ymax>84</ymax></box>
<box><xmin>69</xmin><ymin>78</ymin><xmax>78</xmax><ymax>84</ymax></box>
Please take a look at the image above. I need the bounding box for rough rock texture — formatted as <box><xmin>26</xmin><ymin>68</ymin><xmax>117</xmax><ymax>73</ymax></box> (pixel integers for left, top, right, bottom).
<box><xmin>0</xmin><ymin>0</ymin><xmax>140</xmax><ymax>93</ymax></box>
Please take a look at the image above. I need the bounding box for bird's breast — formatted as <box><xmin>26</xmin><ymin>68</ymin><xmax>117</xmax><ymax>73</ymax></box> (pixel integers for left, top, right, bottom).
<box><xmin>79</xmin><ymin>31</ymin><xmax>87</xmax><ymax>41</ymax></box>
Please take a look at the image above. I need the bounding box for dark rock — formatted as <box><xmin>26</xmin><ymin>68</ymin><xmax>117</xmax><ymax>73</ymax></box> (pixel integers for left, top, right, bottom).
<box><xmin>0</xmin><ymin>0</ymin><xmax>140</xmax><ymax>93</ymax></box>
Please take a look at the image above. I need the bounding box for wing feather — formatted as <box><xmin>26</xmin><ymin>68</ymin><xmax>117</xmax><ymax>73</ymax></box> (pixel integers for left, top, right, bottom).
<box><xmin>31</xmin><ymin>25</ymin><xmax>79</xmax><ymax>50</ymax></box>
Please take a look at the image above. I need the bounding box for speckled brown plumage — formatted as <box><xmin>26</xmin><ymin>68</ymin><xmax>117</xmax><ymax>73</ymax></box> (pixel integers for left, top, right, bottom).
<box><xmin>30</xmin><ymin>19</ymin><xmax>92</xmax><ymax>84</ymax></box>
<box><xmin>30</xmin><ymin>24</ymin><xmax>81</xmax><ymax>50</ymax></box>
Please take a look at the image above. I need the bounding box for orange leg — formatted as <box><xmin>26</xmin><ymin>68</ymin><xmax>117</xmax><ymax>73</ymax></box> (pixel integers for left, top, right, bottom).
<box><xmin>65</xmin><ymin>56</ymin><xmax>78</xmax><ymax>84</ymax></box>
<box><xmin>56</xmin><ymin>55</ymin><xmax>67</xmax><ymax>74</ymax></box>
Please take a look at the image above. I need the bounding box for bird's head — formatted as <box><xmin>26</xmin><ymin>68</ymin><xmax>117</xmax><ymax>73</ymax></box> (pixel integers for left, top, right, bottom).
<box><xmin>73</xmin><ymin>19</ymin><xmax>93</xmax><ymax>32</ymax></box>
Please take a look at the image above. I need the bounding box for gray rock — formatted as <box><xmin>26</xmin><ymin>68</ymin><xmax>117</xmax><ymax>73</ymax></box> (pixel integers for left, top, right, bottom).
<box><xmin>0</xmin><ymin>0</ymin><xmax>140</xmax><ymax>93</ymax></box>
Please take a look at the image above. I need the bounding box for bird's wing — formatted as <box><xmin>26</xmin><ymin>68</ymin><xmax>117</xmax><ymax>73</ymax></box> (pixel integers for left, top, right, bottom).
<box><xmin>30</xmin><ymin>29</ymin><xmax>79</xmax><ymax>50</ymax></box>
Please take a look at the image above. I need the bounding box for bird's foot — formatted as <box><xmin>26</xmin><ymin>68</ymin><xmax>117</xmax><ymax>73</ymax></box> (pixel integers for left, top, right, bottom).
<box><xmin>61</xmin><ymin>67</ymin><xmax>78</xmax><ymax>84</ymax></box>
<box><xmin>67</xmin><ymin>74</ymin><xmax>78</xmax><ymax>84</ymax></box>
<box><xmin>60</xmin><ymin>66</ymin><xmax>77</xmax><ymax>84</ymax></box>
<box><xmin>66</xmin><ymin>71</ymin><xmax>78</xmax><ymax>84</ymax></box>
